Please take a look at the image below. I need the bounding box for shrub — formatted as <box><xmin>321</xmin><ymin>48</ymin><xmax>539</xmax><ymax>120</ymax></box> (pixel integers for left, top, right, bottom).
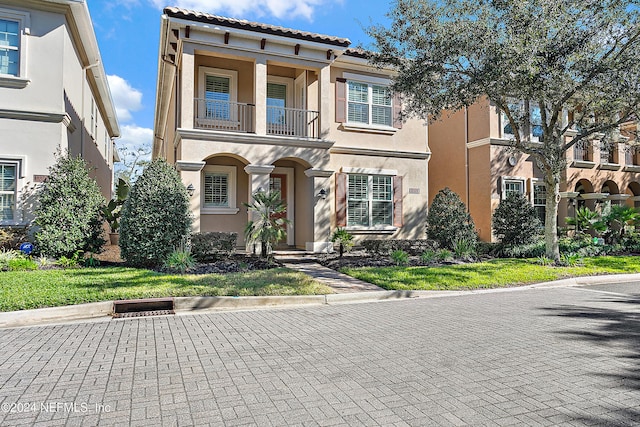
<box><xmin>536</xmin><ymin>255</ymin><xmax>554</xmax><ymax>266</ymax></box>
<box><xmin>362</xmin><ymin>239</ymin><xmax>435</xmax><ymax>255</ymax></box>
<box><xmin>435</xmin><ymin>248</ymin><xmax>453</xmax><ymax>262</ymax></box>
<box><xmin>0</xmin><ymin>249</ymin><xmax>24</xmax><ymax>270</ymax></box>
<box><xmin>390</xmin><ymin>249</ymin><xmax>409</xmax><ymax>266</ymax></box>
<box><xmin>453</xmin><ymin>238</ymin><xmax>476</xmax><ymax>260</ymax></box>
<box><xmin>420</xmin><ymin>249</ymin><xmax>436</xmax><ymax>263</ymax></box>
<box><xmin>500</xmin><ymin>240</ymin><xmax>546</xmax><ymax>258</ymax></box>
<box><xmin>190</xmin><ymin>232</ymin><xmax>237</xmax><ymax>262</ymax></box>
<box><xmin>120</xmin><ymin>160</ymin><xmax>192</xmax><ymax>267</ymax></box>
<box><xmin>34</xmin><ymin>153</ymin><xmax>105</xmax><ymax>258</ymax></box>
<box><xmin>0</xmin><ymin>227</ymin><xmax>28</xmax><ymax>250</ymax></box>
<box><xmin>7</xmin><ymin>258</ymin><xmax>37</xmax><ymax>271</ymax></box>
<box><xmin>492</xmin><ymin>193</ymin><xmax>541</xmax><ymax>245</ymax></box>
<box><xmin>331</xmin><ymin>228</ymin><xmax>354</xmax><ymax>257</ymax></box>
<box><xmin>163</xmin><ymin>248</ymin><xmax>195</xmax><ymax>273</ymax></box>
<box><xmin>56</xmin><ymin>251</ymin><xmax>82</xmax><ymax>268</ymax></box>
<box><xmin>560</xmin><ymin>253</ymin><xmax>584</xmax><ymax>267</ymax></box>
<box><xmin>427</xmin><ymin>188</ymin><xmax>477</xmax><ymax>250</ymax></box>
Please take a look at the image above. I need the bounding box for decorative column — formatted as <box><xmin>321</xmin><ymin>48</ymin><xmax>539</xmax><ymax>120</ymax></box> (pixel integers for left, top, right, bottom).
<box><xmin>180</xmin><ymin>45</ymin><xmax>195</xmax><ymax>129</ymax></box>
<box><xmin>176</xmin><ymin>160</ymin><xmax>206</xmax><ymax>232</ymax></box>
<box><xmin>318</xmin><ymin>65</ymin><xmax>331</xmax><ymax>138</ymax></box>
<box><xmin>254</xmin><ymin>56</ymin><xmax>267</xmax><ymax>135</ymax></box>
<box><xmin>305</xmin><ymin>168</ymin><xmax>334</xmax><ymax>253</ymax></box>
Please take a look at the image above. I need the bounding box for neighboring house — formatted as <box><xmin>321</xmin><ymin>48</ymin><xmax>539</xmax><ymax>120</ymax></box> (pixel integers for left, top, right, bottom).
<box><xmin>428</xmin><ymin>99</ymin><xmax>640</xmax><ymax>242</ymax></box>
<box><xmin>0</xmin><ymin>0</ymin><xmax>120</xmax><ymax>226</ymax></box>
<box><xmin>153</xmin><ymin>7</ymin><xmax>430</xmax><ymax>252</ymax></box>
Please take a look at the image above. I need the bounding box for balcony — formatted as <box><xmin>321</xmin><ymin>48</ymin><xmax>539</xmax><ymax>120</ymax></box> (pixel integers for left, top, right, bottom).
<box><xmin>194</xmin><ymin>99</ymin><xmax>319</xmax><ymax>139</ymax></box>
<box><xmin>571</xmin><ymin>141</ymin><xmax>596</xmax><ymax>169</ymax></box>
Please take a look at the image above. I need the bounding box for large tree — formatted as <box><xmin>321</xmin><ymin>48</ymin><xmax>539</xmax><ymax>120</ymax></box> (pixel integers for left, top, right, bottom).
<box><xmin>368</xmin><ymin>0</ymin><xmax>640</xmax><ymax>261</ymax></box>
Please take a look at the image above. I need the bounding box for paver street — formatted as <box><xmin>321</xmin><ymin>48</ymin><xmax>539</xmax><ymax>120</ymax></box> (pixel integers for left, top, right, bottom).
<box><xmin>0</xmin><ymin>282</ymin><xmax>639</xmax><ymax>426</ymax></box>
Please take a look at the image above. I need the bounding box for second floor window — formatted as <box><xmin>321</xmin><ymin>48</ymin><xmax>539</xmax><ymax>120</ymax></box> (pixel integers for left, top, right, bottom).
<box><xmin>205</xmin><ymin>75</ymin><xmax>231</xmax><ymax>120</ymax></box>
<box><xmin>0</xmin><ymin>19</ymin><xmax>19</xmax><ymax>76</ymax></box>
<box><xmin>501</xmin><ymin>101</ymin><xmax>543</xmax><ymax>141</ymax></box>
<box><xmin>347</xmin><ymin>81</ymin><xmax>392</xmax><ymax>127</ymax></box>
<box><xmin>267</xmin><ymin>82</ymin><xmax>286</xmax><ymax>125</ymax></box>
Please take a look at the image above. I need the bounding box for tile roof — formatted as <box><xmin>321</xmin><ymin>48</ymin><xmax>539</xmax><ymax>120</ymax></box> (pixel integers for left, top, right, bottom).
<box><xmin>164</xmin><ymin>7</ymin><xmax>351</xmax><ymax>48</ymax></box>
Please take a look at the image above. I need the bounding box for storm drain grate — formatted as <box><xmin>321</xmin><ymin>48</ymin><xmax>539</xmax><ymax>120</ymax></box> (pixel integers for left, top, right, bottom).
<box><xmin>112</xmin><ymin>297</ymin><xmax>175</xmax><ymax>318</ymax></box>
<box><xmin>113</xmin><ymin>310</ymin><xmax>175</xmax><ymax>318</ymax></box>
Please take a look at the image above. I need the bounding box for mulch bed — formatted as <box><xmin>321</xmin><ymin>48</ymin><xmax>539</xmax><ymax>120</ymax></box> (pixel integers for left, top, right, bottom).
<box><xmin>317</xmin><ymin>250</ymin><xmax>468</xmax><ymax>270</ymax></box>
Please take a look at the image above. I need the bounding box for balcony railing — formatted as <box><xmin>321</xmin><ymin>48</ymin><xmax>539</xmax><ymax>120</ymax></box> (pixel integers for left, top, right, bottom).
<box><xmin>195</xmin><ymin>99</ymin><xmax>254</xmax><ymax>133</ymax></box>
<box><xmin>573</xmin><ymin>141</ymin><xmax>591</xmax><ymax>161</ymax></box>
<box><xmin>625</xmin><ymin>150</ymin><xmax>639</xmax><ymax>166</ymax></box>
<box><xmin>600</xmin><ymin>147</ymin><xmax>615</xmax><ymax>164</ymax></box>
<box><xmin>266</xmin><ymin>106</ymin><xmax>319</xmax><ymax>138</ymax></box>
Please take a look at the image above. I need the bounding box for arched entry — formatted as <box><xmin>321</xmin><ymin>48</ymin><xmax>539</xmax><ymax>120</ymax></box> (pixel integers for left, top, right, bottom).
<box><xmin>574</xmin><ymin>179</ymin><xmax>594</xmax><ymax>209</ymax></box>
<box><xmin>628</xmin><ymin>182</ymin><xmax>640</xmax><ymax>208</ymax></box>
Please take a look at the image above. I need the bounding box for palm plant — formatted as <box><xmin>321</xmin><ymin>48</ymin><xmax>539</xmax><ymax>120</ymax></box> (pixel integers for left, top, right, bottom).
<box><xmin>565</xmin><ymin>207</ymin><xmax>606</xmax><ymax>235</ymax></box>
<box><xmin>244</xmin><ymin>191</ymin><xmax>290</xmax><ymax>258</ymax></box>
<box><xmin>604</xmin><ymin>205</ymin><xmax>639</xmax><ymax>242</ymax></box>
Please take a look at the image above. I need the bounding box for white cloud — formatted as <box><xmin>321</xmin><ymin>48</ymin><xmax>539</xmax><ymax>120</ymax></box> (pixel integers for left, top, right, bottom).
<box><xmin>107</xmin><ymin>75</ymin><xmax>143</xmax><ymax>123</ymax></box>
<box><xmin>148</xmin><ymin>0</ymin><xmax>329</xmax><ymax>21</ymax></box>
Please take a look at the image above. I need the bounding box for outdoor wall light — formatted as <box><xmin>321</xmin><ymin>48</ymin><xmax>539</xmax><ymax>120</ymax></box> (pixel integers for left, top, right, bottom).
<box><xmin>186</xmin><ymin>184</ymin><xmax>195</xmax><ymax>197</ymax></box>
<box><xmin>317</xmin><ymin>188</ymin><xmax>328</xmax><ymax>200</ymax></box>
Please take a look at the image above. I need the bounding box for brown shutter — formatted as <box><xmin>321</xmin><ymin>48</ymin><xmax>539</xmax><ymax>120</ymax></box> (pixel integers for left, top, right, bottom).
<box><xmin>393</xmin><ymin>93</ymin><xmax>403</xmax><ymax>129</ymax></box>
<box><xmin>336</xmin><ymin>172</ymin><xmax>347</xmax><ymax>227</ymax></box>
<box><xmin>393</xmin><ymin>175</ymin><xmax>403</xmax><ymax>227</ymax></box>
<box><xmin>335</xmin><ymin>77</ymin><xmax>347</xmax><ymax>123</ymax></box>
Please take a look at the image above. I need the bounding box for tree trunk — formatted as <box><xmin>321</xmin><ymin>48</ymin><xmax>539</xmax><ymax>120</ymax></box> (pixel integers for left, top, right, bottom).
<box><xmin>544</xmin><ymin>172</ymin><xmax>561</xmax><ymax>262</ymax></box>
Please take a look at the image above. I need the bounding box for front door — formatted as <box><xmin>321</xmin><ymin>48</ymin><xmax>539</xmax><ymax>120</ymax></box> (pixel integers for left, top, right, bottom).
<box><xmin>269</xmin><ymin>173</ymin><xmax>289</xmax><ymax>246</ymax></box>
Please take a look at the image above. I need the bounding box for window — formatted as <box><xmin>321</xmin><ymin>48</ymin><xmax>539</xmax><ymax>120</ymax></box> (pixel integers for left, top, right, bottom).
<box><xmin>90</xmin><ymin>98</ymin><xmax>97</xmax><ymax>139</ymax></box>
<box><xmin>347</xmin><ymin>81</ymin><xmax>392</xmax><ymax>127</ymax></box>
<box><xmin>0</xmin><ymin>163</ymin><xmax>16</xmax><ymax>221</ymax></box>
<box><xmin>501</xmin><ymin>101</ymin><xmax>544</xmax><ymax>141</ymax></box>
<box><xmin>502</xmin><ymin>178</ymin><xmax>525</xmax><ymax>199</ymax></box>
<box><xmin>201</xmin><ymin>165</ymin><xmax>237</xmax><ymax>214</ymax></box>
<box><xmin>347</xmin><ymin>174</ymin><xmax>393</xmax><ymax>226</ymax></box>
<box><xmin>532</xmin><ymin>183</ymin><xmax>546</xmax><ymax>224</ymax></box>
<box><xmin>198</xmin><ymin>68</ymin><xmax>237</xmax><ymax>123</ymax></box>
<box><xmin>0</xmin><ymin>18</ymin><xmax>18</xmax><ymax>76</ymax></box>
<box><xmin>267</xmin><ymin>82</ymin><xmax>286</xmax><ymax>125</ymax></box>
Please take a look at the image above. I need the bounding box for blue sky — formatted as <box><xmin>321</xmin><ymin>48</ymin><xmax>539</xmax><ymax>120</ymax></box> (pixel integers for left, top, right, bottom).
<box><xmin>87</xmin><ymin>0</ymin><xmax>391</xmax><ymax>167</ymax></box>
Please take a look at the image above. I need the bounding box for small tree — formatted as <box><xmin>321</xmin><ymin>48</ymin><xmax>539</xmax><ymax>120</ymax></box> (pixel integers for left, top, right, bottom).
<box><xmin>244</xmin><ymin>191</ymin><xmax>289</xmax><ymax>259</ymax></box>
<box><xmin>427</xmin><ymin>188</ymin><xmax>477</xmax><ymax>250</ymax></box>
<box><xmin>34</xmin><ymin>153</ymin><xmax>105</xmax><ymax>258</ymax></box>
<box><xmin>119</xmin><ymin>159</ymin><xmax>191</xmax><ymax>267</ymax></box>
<box><xmin>100</xmin><ymin>178</ymin><xmax>130</xmax><ymax>233</ymax></box>
<box><xmin>492</xmin><ymin>193</ymin><xmax>541</xmax><ymax>246</ymax></box>
<box><xmin>331</xmin><ymin>227</ymin><xmax>354</xmax><ymax>257</ymax></box>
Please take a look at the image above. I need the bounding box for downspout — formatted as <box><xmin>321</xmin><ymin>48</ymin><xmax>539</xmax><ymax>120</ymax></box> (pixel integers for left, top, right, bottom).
<box><xmin>81</xmin><ymin>60</ymin><xmax>100</xmax><ymax>158</ymax></box>
<box><xmin>465</xmin><ymin>106</ymin><xmax>470</xmax><ymax>208</ymax></box>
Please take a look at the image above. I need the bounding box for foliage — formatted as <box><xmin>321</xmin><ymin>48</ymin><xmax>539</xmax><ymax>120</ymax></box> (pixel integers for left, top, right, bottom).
<box><xmin>120</xmin><ymin>159</ymin><xmax>192</xmax><ymax>267</ymax></box>
<box><xmin>341</xmin><ymin>257</ymin><xmax>640</xmax><ymax>291</ymax></box>
<box><xmin>56</xmin><ymin>251</ymin><xmax>82</xmax><ymax>269</ymax></box>
<box><xmin>0</xmin><ymin>227</ymin><xmax>28</xmax><ymax>250</ymax></box>
<box><xmin>390</xmin><ymin>249</ymin><xmax>409</xmax><ymax>266</ymax></box>
<box><xmin>244</xmin><ymin>191</ymin><xmax>289</xmax><ymax>259</ymax></box>
<box><xmin>84</xmin><ymin>254</ymin><xmax>101</xmax><ymax>267</ymax></box>
<box><xmin>34</xmin><ymin>153</ymin><xmax>105</xmax><ymax>258</ymax></box>
<box><xmin>453</xmin><ymin>238</ymin><xmax>476</xmax><ymax>260</ymax></box>
<box><xmin>560</xmin><ymin>253</ymin><xmax>584</xmax><ymax>267</ymax></box>
<box><xmin>362</xmin><ymin>239</ymin><xmax>435</xmax><ymax>255</ymax></box>
<box><xmin>0</xmin><ymin>249</ymin><xmax>24</xmax><ymax>271</ymax></box>
<box><xmin>114</xmin><ymin>145</ymin><xmax>151</xmax><ymax>184</ymax></box>
<box><xmin>420</xmin><ymin>249</ymin><xmax>436</xmax><ymax>264</ymax></box>
<box><xmin>426</xmin><ymin>188</ymin><xmax>477</xmax><ymax>250</ymax></box>
<box><xmin>100</xmin><ymin>178</ymin><xmax>130</xmax><ymax>233</ymax></box>
<box><xmin>565</xmin><ymin>207</ymin><xmax>606</xmax><ymax>235</ymax></box>
<box><xmin>492</xmin><ymin>193</ymin><xmax>541</xmax><ymax>245</ymax></box>
<box><xmin>435</xmin><ymin>249</ymin><xmax>453</xmax><ymax>262</ymax></box>
<box><xmin>0</xmin><ymin>267</ymin><xmax>332</xmax><ymax>311</ymax></box>
<box><xmin>603</xmin><ymin>205</ymin><xmax>639</xmax><ymax>242</ymax></box>
<box><xmin>163</xmin><ymin>248</ymin><xmax>196</xmax><ymax>273</ymax></box>
<box><xmin>331</xmin><ymin>228</ymin><xmax>354</xmax><ymax>257</ymax></box>
<box><xmin>536</xmin><ymin>256</ymin><xmax>554</xmax><ymax>266</ymax></box>
<box><xmin>190</xmin><ymin>232</ymin><xmax>237</xmax><ymax>262</ymax></box>
<box><xmin>500</xmin><ymin>241</ymin><xmax>546</xmax><ymax>259</ymax></box>
<box><xmin>7</xmin><ymin>258</ymin><xmax>37</xmax><ymax>271</ymax></box>
<box><xmin>368</xmin><ymin>0</ymin><xmax>640</xmax><ymax>261</ymax></box>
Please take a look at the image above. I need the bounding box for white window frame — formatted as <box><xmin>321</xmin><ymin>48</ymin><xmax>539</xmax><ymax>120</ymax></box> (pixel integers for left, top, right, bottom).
<box><xmin>201</xmin><ymin>165</ymin><xmax>238</xmax><ymax>215</ymax></box>
<box><xmin>500</xmin><ymin>100</ymin><xmax>544</xmax><ymax>142</ymax></box>
<box><xmin>500</xmin><ymin>176</ymin><xmax>526</xmax><ymax>200</ymax></box>
<box><xmin>197</xmin><ymin>67</ymin><xmax>238</xmax><ymax>125</ymax></box>
<box><xmin>0</xmin><ymin>8</ymin><xmax>29</xmax><ymax>86</ymax></box>
<box><xmin>346</xmin><ymin>173</ymin><xmax>394</xmax><ymax>229</ymax></box>
<box><xmin>0</xmin><ymin>159</ymin><xmax>22</xmax><ymax>224</ymax></box>
<box><xmin>530</xmin><ymin>178</ymin><xmax>546</xmax><ymax>224</ymax></box>
<box><xmin>343</xmin><ymin>72</ymin><xmax>394</xmax><ymax>131</ymax></box>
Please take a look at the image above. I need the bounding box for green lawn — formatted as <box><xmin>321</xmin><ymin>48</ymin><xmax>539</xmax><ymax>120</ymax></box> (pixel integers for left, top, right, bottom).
<box><xmin>0</xmin><ymin>267</ymin><xmax>333</xmax><ymax>312</ymax></box>
<box><xmin>340</xmin><ymin>256</ymin><xmax>640</xmax><ymax>291</ymax></box>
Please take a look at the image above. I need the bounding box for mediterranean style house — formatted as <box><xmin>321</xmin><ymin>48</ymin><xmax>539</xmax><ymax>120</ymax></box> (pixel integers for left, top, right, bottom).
<box><xmin>153</xmin><ymin>7</ymin><xmax>430</xmax><ymax>252</ymax></box>
<box><xmin>428</xmin><ymin>98</ymin><xmax>640</xmax><ymax>242</ymax></box>
<box><xmin>0</xmin><ymin>0</ymin><xmax>120</xmax><ymax>226</ymax></box>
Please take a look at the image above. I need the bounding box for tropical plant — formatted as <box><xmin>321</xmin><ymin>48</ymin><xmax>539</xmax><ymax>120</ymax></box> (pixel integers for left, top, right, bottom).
<box><xmin>565</xmin><ymin>207</ymin><xmax>606</xmax><ymax>235</ymax></box>
<box><xmin>453</xmin><ymin>238</ymin><xmax>476</xmax><ymax>260</ymax></box>
<box><xmin>435</xmin><ymin>248</ymin><xmax>453</xmax><ymax>262</ymax></box>
<box><xmin>56</xmin><ymin>251</ymin><xmax>82</xmax><ymax>268</ymax></box>
<box><xmin>163</xmin><ymin>247</ymin><xmax>196</xmax><ymax>273</ymax></box>
<box><xmin>34</xmin><ymin>153</ymin><xmax>105</xmax><ymax>258</ymax></box>
<box><xmin>603</xmin><ymin>205</ymin><xmax>639</xmax><ymax>242</ymax></box>
<box><xmin>420</xmin><ymin>248</ymin><xmax>436</xmax><ymax>264</ymax></box>
<box><xmin>100</xmin><ymin>178</ymin><xmax>130</xmax><ymax>233</ymax></box>
<box><xmin>119</xmin><ymin>159</ymin><xmax>192</xmax><ymax>267</ymax></box>
<box><xmin>492</xmin><ymin>193</ymin><xmax>541</xmax><ymax>245</ymax></box>
<box><xmin>368</xmin><ymin>0</ymin><xmax>640</xmax><ymax>261</ymax></box>
<box><xmin>426</xmin><ymin>188</ymin><xmax>477</xmax><ymax>250</ymax></box>
<box><xmin>390</xmin><ymin>249</ymin><xmax>409</xmax><ymax>266</ymax></box>
<box><xmin>244</xmin><ymin>191</ymin><xmax>290</xmax><ymax>259</ymax></box>
<box><xmin>331</xmin><ymin>227</ymin><xmax>354</xmax><ymax>257</ymax></box>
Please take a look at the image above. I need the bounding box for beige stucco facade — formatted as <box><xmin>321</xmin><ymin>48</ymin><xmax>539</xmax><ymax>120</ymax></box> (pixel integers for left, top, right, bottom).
<box><xmin>0</xmin><ymin>0</ymin><xmax>119</xmax><ymax>226</ymax></box>
<box><xmin>429</xmin><ymin>99</ymin><xmax>640</xmax><ymax>242</ymax></box>
<box><xmin>153</xmin><ymin>8</ymin><xmax>430</xmax><ymax>252</ymax></box>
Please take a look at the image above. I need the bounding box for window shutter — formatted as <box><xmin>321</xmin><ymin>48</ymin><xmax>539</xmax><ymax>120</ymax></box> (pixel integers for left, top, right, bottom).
<box><xmin>335</xmin><ymin>78</ymin><xmax>347</xmax><ymax>123</ymax></box>
<box><xmin>336</xmin><ymin>172</ymin><xmax>347</xmax><ymax>227</ymax></box>
<box><xmin>393</xmin><ymin>175</ymin><xmax>403</xmax><ymax>227</ymax></box>
<box><xmin>393</xmin><ymin>93</ymin><xmax>403</xmax><ymax>129</ymax></box>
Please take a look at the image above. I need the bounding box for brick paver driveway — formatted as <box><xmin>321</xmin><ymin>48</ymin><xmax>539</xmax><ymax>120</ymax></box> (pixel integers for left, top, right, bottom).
<box><xmin>1</xmin><ymin>281</ymin><xmax>639</xmax><ymax>426</ymax></box>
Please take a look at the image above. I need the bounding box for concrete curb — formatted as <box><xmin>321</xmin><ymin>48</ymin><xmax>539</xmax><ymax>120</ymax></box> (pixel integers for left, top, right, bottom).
<box><xmin>2</xmin><ymin>272</ymin><xmax>640</xmax><ymax>328</ymax></box>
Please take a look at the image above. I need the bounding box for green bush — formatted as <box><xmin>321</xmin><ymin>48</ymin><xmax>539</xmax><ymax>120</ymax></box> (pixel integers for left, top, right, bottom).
<box><xmin>190</xmin><ymin>232</ymin><xmax>237</xmax><ymax>262</ymax></box>
<box><xmin>7</xmin><ymin>258</ymin><xmax>37</xmax><ymax>271</ymax></box>
<box><xmin>427</xmin><ymin>188</ymin><xmax>477</xmax><ymax>250</ymax></box>
<box><xmin>331</xmin><ymin>228</ymin><xmax>354</xmax><ymax>257</ymax></box>
<box><xmin>500</xmin><ymin>240</ymin><xmax>546</xmax><ymax>258</ymax></box>
<box><xmin>390</xmin><ymin>249</ymin><xmax>409</xmax><ymax>266</ymax></box>
<box><xmin>492</xmin><ymin>192</ymin><xmax>541</xmax><ymax>245</ymax></box>
<box><xmin>0</xmin><ymin>249</ymin><xmax>24</xmax><ymax>270</ymax></box>
<box><xmin>0</xmin><ymin>227</ymin><xmax>28</xmax><ymax>250</ymax></box>
<box><xmin>453</xmin><ymin>238</ymin><xmax>476</xmax><ymax>259</ymax></box>
<box><xmin>120</xmin><ymin>159</ymin><xmax>192</xmax><ymax>267</ymax></box>
<box><xmin>420</xmin><ymin>249</ymin><xmax>436</xmax><ymax>263</ymax></box>
<box><xmin>362</xmin><ymin>239</ymin><xmax>435</xmax><ymax>255</ymax></box>
<box><xmin>163</xmin><ymin>248</ymin><xmax>195</xmax><ymax>273</ymax></box>
<box><xmin>435</xmin><ymin>248</ymin><xmax>453</xmax><ymax>262</ymax></box>
<box><xmin>56</xmin><ymin>251</ymin><xmax>82</xmax><ymax>269</ymax></box>
<box><xmin>34</xmin><ymin>154</ymin><xmax>105</xmax><ymax>258</ymax></box>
